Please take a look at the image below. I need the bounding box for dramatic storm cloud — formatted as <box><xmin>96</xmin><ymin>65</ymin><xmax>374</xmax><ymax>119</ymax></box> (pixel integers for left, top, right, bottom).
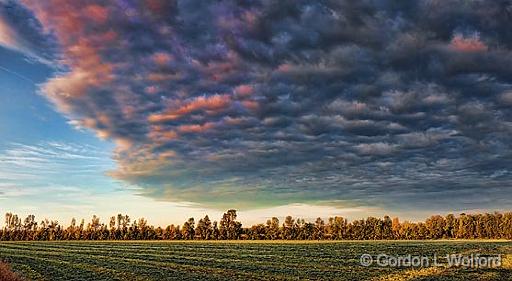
<box><xmin>0</xmin><ymin>0</ymin><xmax>56</xmax><ymax>63</ymax></box>
<box><xmin>4</xmin><ymin>0</ymin><xmax>512</xmax><ymax>210</ymax></box>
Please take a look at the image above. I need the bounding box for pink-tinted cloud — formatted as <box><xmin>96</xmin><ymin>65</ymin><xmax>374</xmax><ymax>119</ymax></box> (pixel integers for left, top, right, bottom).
<box><xmin>0</xmin><ymin>15</ymin><xmax>18</xmax><ymax>49</ymax></box>
<box><xmin>152</xmin><ymin>52</ymin><xmax>173</xmax><ymax>66</ymax></box>
<box><xmin>234</xmin><ymin>84</ymin><xmax>254</xmax><ymax>97</ymax></box>
<box><xmin>148</xmin><ymin>127</ymin><xmax>178</xmax><ymax>144</ymax></box>
<box><xmin>20</xmin><ymin>1</ymin><xmax>114</xmax><ymax>115</ymax></box>
<box><xmin>177</xmin><ymin>122</ymin><xmax>215</xmax><ymax>134</ymax></box>
<box><xmin>0</xmin><ymin>4</ymin><xmax>55</xmax><ymax>63</ymax></box>
<box><xmin>7</xmin><ymin>0</ymin><xmax>512</xmax><ymax>212</ymax></box>
<box><xmin>144</xmin><ymin>85</ymin><xmax>159</xmax><ymax>95</ymax></box>
<box><xmin>241</xmin><ymin>100</ymin><xmax>259</xmax><ymax>112</ymax></box>
<box><xmin>450</xmin><ymin>34</ymin><xmax>487</xmax><ymax>52</ymax></box>
<box><xmin>84</xmin><ymin>4</ymin><xmax>108</xmax><ymax>23</ymax></box>
<box><xmin>149</xmin><ymin>94</ymin><xmax>232</xmax><ymax>122</ymax></box>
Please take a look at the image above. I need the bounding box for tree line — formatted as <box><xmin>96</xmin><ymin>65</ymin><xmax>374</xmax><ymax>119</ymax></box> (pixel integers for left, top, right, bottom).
<box><xmin>2</xmin><ymin>210</ymin><xmax>512</xmax><ymax>241</ymax></box>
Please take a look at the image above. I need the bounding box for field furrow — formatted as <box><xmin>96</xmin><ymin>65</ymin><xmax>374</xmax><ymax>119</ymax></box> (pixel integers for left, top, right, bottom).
<box><xmin>1</xmin><ymin>241</ymin><xmax>511</xmax><ymax>280</ymax></box>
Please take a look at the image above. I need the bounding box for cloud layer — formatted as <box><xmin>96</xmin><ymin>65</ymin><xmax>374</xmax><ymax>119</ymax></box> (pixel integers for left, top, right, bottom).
<box><xmin>4</xmin><ymin>0</ymin><xmax>512</xmax><ymax>210</ymax></box>
<box><xmin>0</xmin><ymin>0</ymin><xmax>57</xmax><ymax>63</ymax></box>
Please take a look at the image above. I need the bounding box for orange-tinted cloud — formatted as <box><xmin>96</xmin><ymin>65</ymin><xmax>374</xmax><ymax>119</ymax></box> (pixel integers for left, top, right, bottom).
<box><xmin>234</xmin><ymin>84</ymin><xmax>254</xmax><ymax>97</ymax></box>
<box><xmin>0</xmin><ymin>16</ymin><xmax>19</xmax><ymax>49</ymax></box>
<box><xmin>84</xmin><ymin>4</ymin><xmax>109</xmax><ymax>23</ymax></box>
<box><xmin>148</xmin><ymin>126</ymin><xmax>178</xmax><ymax>143</ymax></box>
<box><xmin>242</xmin><ymin>100</ymin><xmax>259</xmax><ymax>112</ymax></box>
<box><xmin>0</xmin><ymin>6</ymin><xmax>55</xmax><ymax>63</ymax></box>
<box><xmin>177</xmin><ymin>122</ymin><xmax>215</xmax><ymax>133</ymax></box>
<box><xmin>450</xmin><ymin>34</ymin><xmax>487</xmax><ymax>52</ymax></box>
<box><xmin>145</xmin><ymin>85</ymin><xmax>159</xmax><ymax>95</ymax></box>
<box><xmin>9</xmin><ymin>0</ymin><xmax>512</xmax><ymax>211</ymax></box>
<box><xmin>149</xmin><ymin>94</ymin><xmax>232</xmax><ymax>122</ymax></box>
<box><xmin>20</xmin><ymin>1</ymin><xmax>113</xmax><ymax>116</ymax></box>
<box><xmin>152</xmin><ymin>52</ymin><xmax>173</xmax><ymax>65</ymax></box>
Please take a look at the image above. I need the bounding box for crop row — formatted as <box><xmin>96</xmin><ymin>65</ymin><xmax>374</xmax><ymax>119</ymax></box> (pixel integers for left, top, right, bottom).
<box><xmin>1</xmin><ymin>242</ymin><xmax>511</xmax><ymax>280</ymax></box>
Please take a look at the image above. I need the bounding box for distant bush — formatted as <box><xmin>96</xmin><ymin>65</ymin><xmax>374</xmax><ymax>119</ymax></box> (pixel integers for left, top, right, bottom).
<box><xmin>0</xmin><ymin>261</ymin><xmax>23</xmax><ymax>281</ymax></box>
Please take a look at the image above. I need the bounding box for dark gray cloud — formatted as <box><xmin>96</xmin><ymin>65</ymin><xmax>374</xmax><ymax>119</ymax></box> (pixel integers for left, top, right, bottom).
<box><xmin>6</xmin><ymin>0</ymin><xmax>512</xmax><ymax>211</ymax></box>
<box><xmin>0</xmin><ymin>0</ymin><xmax>58</xmax><ymax>64</ymax></box>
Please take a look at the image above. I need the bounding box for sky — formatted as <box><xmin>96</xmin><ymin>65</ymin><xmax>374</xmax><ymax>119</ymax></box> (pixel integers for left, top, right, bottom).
<box><xmin>1</xmin><ymin>0</ymin><xmax>512</xmax><ymax>226</ymax></box>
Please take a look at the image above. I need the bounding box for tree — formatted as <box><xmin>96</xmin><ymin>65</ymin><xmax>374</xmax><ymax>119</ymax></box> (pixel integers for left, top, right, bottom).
<box><xmin>109</xmin><ymin>216</ymin><xmax>117</xmax><ymax>239</ymax></box>
<box><xmin>282</xmin><ymin>216</ymin><xmax>296</xmax><ymax>240</ymax></box>
<box><xmin>212</xmin><ymin>221</ymin><xmax>219</xmax><ymax>240</ymax></box>
<box><xmin>2</xmin><ymin>211</ymin><xmax>511</xmax><ymax>241</ymax></box>
<box><xmin>392</xmin><ymin>217</ymin><xmax>401</xmax><ymax>239</ymax></box>
<box><xmin>23</xmin><ymin>215</ymin><xmax>37</xmax><ymax>241</ymax></box>
<box><xmin>87</xmin><ymin>215</ymin><xmax>101</xmax><ymax>240</ymax></box>
<box><xmin>196</xmin><ymin>215</ymin><xmax>213</xmax><ymax>240</ymax></box>
<box><xmin>425</xmin><ymin>215</ymin><xmax>445</xmax><ymax>239</ymax></box>
<box><xmin>313</xmin><ymin>218</ymin><xmax>325</xmax><ymax>240</ymax></box>
<box><xmin>66</xmin><ymin>218</ymin><xmax>77</xmax><ymax>240</ymax></box>
<box><xmin>249</xmin><ymin>224</ymin><xmax>266</xmax><ymax>240</ymax></box>
<box><xmin>219</xmin><ymin>210</ymin><xmax>242</xmax><ymax>240</ymax></box>
<box><xmin>444</xmin><ymin>214</ymin><xmax>456</xmax><ymax>238</ymax></box>
<box><xmin>266</xmin><ymin>217</ymin><xmax>280</xmax><ymax>240</ymax></box>
<box><xmin>365</xmin><ymin>217</ymin><xmax>380</xmax><ymax>240</ymax></box>
<box><xmin>382</xmin><ymin>216</ymin><xmax>393</xmax><ymax>239</ymax></box>
<box><xmin>328</xmin><ymin>216</ymin><xmax>347</xmax><ymax>240</ymax></box>
<box><xmin>137</xmin><ymin>218</ymin><xmax>149</xmax><ymax>239</ymax></box>
<box><xmin>181</xmin><ymin>218</ymin><xmax>195</xmax><ymax>240</ymax></box>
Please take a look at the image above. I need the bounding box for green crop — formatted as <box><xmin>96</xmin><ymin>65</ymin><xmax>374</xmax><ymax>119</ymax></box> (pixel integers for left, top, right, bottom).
<box><xmin>0</xmin><ymin>241</ymin><xmax>511</xmax><ymax>280</ymax></box>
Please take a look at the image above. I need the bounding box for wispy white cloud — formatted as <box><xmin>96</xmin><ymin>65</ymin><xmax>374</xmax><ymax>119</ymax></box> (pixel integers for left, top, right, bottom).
<box><xmin>0</xmin><ymin>141</ymin><xmax>114</xmax><ymax>189</ymax></box>
<box><xmin>0</xmin><ymin>64</ymin><xmax>35</xmax><ymax>83</ymax></box>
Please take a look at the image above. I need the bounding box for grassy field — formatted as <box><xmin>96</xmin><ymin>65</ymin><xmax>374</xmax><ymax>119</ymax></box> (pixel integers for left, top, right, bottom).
<box><xmin>0</xmin><ymin>241</ymin><xmax>511</xmax><ymax>280</ymax></box>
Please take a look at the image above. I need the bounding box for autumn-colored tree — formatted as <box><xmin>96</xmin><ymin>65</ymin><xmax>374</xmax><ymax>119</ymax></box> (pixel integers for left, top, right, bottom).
<box><xmin>313</xmin><ymin>218</ymin><xmax>325</xmax><ymax>240</ymax></box>
<box><xmin>382</xmin><ymin>216</ymin><xmax>393</xmax><ymax>239</ymax></box>
<box><xmin>266</xmin><ymin>217</ymin><xmax>280</xmax><ymax>240</ymax></box>
<box><xmin>444</xmin><ymin>214</ymin><xmax>456</xmax><ymax>238</ymax></box>
<box><xmin>282</xmin><ymin>216</ymin><xmax>296</xmax><ymax>240</ymax></box>
<box><xmin>3</xmin><ymin>211</ymin><xmax>512</xmax><ymax>241</ymax></box>
<box><xmin>196</xmin><ymin>215</ymin><xmax>213</xmax><ymax>240</ymax></box>
<box><xmin>219</xmin><ymin>210</ymin><xmax>241</xmax><ymax>240</ymax></box>
<box><xmin>425</xmin><ymin>215</ymin><xmax>445</xmax><ymax>239</ymax></box>
<box><xmin>392</xmin><ymin>217</ymin><xmax>400</xmax><ymax>239</ymax></box>
<box><xmin>181</xmin><ymin>218</ymin><xmax>195</xmax><ymax>240</ymax></box>
<box><xmin>249</xmin><ymin>224</ymin><xmax>266</xmax><ymax>240</ymax></box>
